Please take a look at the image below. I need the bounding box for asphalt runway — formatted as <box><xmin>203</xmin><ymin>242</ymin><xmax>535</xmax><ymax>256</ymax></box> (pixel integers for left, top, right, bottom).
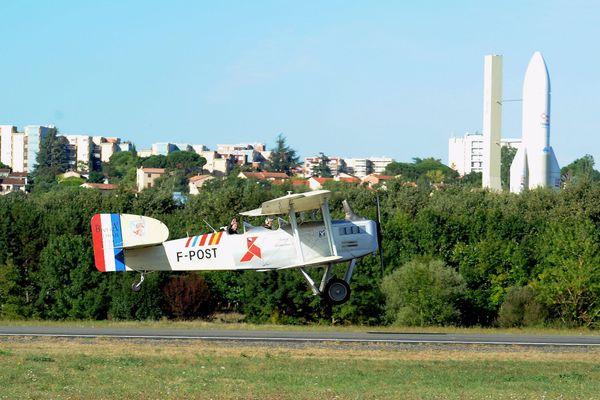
<box><xmin>1</xmin><ymin>326</ymin><xmax>599</xmax><ymax>347</ymax></box>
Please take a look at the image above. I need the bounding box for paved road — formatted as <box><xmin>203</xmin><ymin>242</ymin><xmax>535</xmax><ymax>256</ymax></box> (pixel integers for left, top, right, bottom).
<box><xmin>1</xmin><ymin>326</ymin><xmax>599</xmax><ymax>347</ymax></box>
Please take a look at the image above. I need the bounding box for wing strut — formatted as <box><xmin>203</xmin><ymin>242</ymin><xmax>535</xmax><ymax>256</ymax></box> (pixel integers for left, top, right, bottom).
<box><xmin>320</xmin><ymin>198</ymin><xmax>338</xmax><ymax>256</ymax></box>
<box><xmin>288</xmin><ymin>204</ymin><xmax>305</xmax><ymax>263</ymax></box>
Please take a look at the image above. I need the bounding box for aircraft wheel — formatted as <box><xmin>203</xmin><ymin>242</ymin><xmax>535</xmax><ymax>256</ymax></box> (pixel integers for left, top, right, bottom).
<box><xmin>324</xmin><ymin>278</ymin><xmax>351</xmax><ymax>305</ymax></box>
<box><xmin>131</xmin><ymin>280</ymin><xmax>143</xmax><ymax>292</ymax></box>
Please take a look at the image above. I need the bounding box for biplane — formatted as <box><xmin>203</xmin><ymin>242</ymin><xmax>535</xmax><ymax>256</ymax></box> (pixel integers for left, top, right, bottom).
<box><xmin>91</xmin><ymin>190</ymin><xmax>380</xmax><ymax>305</ymax></box>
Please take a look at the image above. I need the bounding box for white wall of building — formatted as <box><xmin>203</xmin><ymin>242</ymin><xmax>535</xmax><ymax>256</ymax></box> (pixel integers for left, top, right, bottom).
<box><xmin>11</xmin><ymin>134</ymin><xmax>26</xmax><ymax>172</ymax></box>
<box><xmin>448</xmin><ymin>132</ymin><xmax>484</xmax><ymax>176</ymax></box>
<box><xmin>0</xmin><ymin>125</ymin><xmax>16</xmax><ymax>167</ymax></box>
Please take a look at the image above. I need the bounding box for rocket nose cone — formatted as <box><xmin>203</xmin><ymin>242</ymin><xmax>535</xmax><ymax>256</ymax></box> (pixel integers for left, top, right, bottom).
<box><xmin>524</xmin><ymin>51</ymin><xmax>550</xmax><ymax>93</ymax></box>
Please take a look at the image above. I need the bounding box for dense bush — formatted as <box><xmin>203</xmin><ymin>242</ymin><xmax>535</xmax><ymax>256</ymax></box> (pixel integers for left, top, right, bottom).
<box><xmin>497</xmin><ymin>286</ymin><xmax>547</xmax><ymax>327</ymax></box>
<box><xmin>381</xmin><ymin>259</ymin><xmax>465</xmax><ymax>326</ymax></box>
<box><xmin>162</xmin><ymin>273</ymin><xmax>213</xmax><ymax>319</ymax></box>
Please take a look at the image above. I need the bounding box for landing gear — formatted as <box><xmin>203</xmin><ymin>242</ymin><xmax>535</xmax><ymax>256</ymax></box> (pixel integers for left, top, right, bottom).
<box><xmin>298</xmin><ymin>260</ymin><xmax>356</xmax><ymax>306</ymax></box>
<box><xmin>131</xmin><ymin>273</ymin><xmax>145</xmax><ymax>292</ymax></box>
<box><xmin>323</xmin><ymin>278</ymin><xmax>351</xmax><ymax>305</ymax></box>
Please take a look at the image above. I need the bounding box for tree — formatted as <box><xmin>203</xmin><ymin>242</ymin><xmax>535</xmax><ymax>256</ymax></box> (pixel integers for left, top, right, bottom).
<box><xmin>31</xmin><ymin>128</ymin><xmax>70</xmax><ymax>188</ymax></box>
<box><xmin>532</xmin><ymin>219</ymin><xmax>600</xmax><ymax>327</ymax></box>
<box><xmin>0</xmin><ymin>161</ymin><xmax>10</xmax><ymax>170</ymax></box>
<box><xmin>501</xmin><ymin>146</ymin><xmax>517</xmax><ymax>190</ymax></box>
<box><xmin>105</xmin><ymin>151</ymin><xmax>138</xmax><ymax>187</ymax></box>
<box><xmin>88</xmin><ymin>171</ymin><xmax>105</xmax><ymax>183</ymax></box>
<box><xmin>165</xmin><ymin>151</ymin><xmax>206</xmax><ymax>175</ymax></box>
<box><xmin>314</xmin><ymin>152</ymin><xmax>333</xmax><ymax>178</ymax></box>
<box><xmin>266</xmin><ymin>134</ymin><xmax>299</xmax><ymax>175</ymax></box>
<box><xmin>561</xmin><ymin>154</ymin><xmax>600</xmax><ymax>186</ymax></box>
<box><xmin>385</xmin><ymin>158</ymin><xmax>458</xmax><ymax>184</ymax></box>
<box><xmin>140</xmin><ymin>155</ymin><xmax>167</xmax><ymax>168</ymax></box>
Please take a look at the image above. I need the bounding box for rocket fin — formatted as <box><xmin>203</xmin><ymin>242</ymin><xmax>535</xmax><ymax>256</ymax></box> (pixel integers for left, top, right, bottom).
<box><xmin>510</xmin><ymin>147</ymin><xmax>528</xmax><ymax>193</ymax></box>
<box><xmin>547</xmin><ymin>147</ymin><xmax>561</xmax><ymax>189</ymax></box>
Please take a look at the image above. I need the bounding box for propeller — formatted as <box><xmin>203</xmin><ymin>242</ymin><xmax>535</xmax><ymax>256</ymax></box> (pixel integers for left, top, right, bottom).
<box><xmin>376</xmin><ymin>193</ymin><xmax>385</xmax><ymax>278</ymax></box>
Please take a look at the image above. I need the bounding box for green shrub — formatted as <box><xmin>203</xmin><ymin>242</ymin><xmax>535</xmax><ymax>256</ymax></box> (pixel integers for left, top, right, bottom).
<box><xmin>381</xmin><ymin>259</ymin><xmax>465</xmax><ymax>326</ymax></box>
<box><xmin>497</xmin><ymin>286</ymin><xmax>547</xmax><ymax>327</ymax></box>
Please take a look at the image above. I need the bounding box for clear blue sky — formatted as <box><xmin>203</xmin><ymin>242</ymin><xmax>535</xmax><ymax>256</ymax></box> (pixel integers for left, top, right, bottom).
<box><xmin>1</xmin><ymin>1</ymin><xmax>598</xmax><ymax>165</ymax></box>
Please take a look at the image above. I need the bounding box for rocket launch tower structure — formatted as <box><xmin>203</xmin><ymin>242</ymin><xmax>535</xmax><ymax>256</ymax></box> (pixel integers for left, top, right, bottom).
<box><xmin>480</xmin><ymin>51</ymin><xmax>560</xmax><ymax>193</ymax></box>
<box><xmin>482</xmin><ymin>55</ymin><xmax>503</xmax><ymax>191</ymax></box>
<box><xmin>509</xmin><ymin>52</ymin><xmax>561</xmax><ymax>193</ymax></box>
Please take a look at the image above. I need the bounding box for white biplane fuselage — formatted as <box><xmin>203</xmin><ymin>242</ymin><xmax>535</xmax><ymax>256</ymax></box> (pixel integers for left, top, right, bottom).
<box><xmin>123</xmin><ymin>219</ymin><xmax>377</xmax><ymax>272</ymax></box>
<box><xmin>91</xmin><ymin>190</ymin><xmax>380</xmax><ymax>304</ymax></box>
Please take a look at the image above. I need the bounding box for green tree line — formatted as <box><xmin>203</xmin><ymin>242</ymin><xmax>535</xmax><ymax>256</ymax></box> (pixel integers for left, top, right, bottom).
<box><xmin>1</xmin><ymin>174</ymin><xmax>600</xmax><ymax>327</ymax></box>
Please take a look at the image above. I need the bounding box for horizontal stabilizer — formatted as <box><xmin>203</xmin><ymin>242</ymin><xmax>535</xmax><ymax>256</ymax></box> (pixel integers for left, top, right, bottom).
<box><xmin>91</xmin><ymin>213</ymin><xmax>169</xmax><ymax>272</ymax></box>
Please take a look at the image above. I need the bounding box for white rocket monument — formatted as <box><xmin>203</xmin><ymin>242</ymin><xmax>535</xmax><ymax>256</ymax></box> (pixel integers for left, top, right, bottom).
<box><xmin>510</xmin><ymin>52</ymin><xmax>561</xmax><ymax>193</ymax></box>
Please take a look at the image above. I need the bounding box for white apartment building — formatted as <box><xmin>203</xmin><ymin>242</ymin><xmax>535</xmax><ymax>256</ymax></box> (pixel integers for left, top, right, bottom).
<box><xmin>344</xmin><ymin>158</ymin><xmax>370</xmax><ymax>177</ymax></box>
<box><xmin>448</xmin><ymin>132</ymin><xmax>484</xmax><ymax>176</ymax></box>
<box><xmin>0</xmin><ymin>125</ymin><xmax>55</xmax><ymax>173</ymax></box>
<box><xmin>303</xmin><ymin>156</ymin><xmax>346</xmax><ymax>177</ymax></box>
<box><xmin>449</xmin><ymin>132</ymin><xmax>521</xmax><ymax>176</ymax></box>
<box><xmin>341</xmin><ymin>157</ymin><xmax>394</xmax><ymax>178</ymax></box>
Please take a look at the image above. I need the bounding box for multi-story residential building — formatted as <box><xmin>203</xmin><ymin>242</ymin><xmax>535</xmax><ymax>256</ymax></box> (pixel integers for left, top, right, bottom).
<box><xmin>136</xmin><ymin>167</ymin><xmax>166</xmax><ymax>192</ymax></box>
<box><xmin>449</xmin><ymin>132</ymin><xmax>521</xmax><ymax>176</ymax></box>
<box><xmin>370</xmin><ymin>157</ymin><xmax>393</xmax><ymax>174</ymax></box>
<box><xmin>216</xmin><ymin>143</ymin><xmax>269</xmax><ymax>168</ymax></box>
<box><xmin>65</xmin><ymin>135</ymin><xmax>93</xmax><ymax>171</ymax></box>
<box><xmin>0</xmin><ymin>125</ymin><xmax>56</xmax><ymax>173</ymax></box>
<box><xmin>0</xmin><ymin>125</ymin><xmax>17</xmax><ymax>167</ymax></box>
<box><xmin>24</xmin><ymin>125</ymin><xmax>54</xmax><ymax>173</ymax></box>
<box><xmin>345</xmin><ymin>157</ymin><xmax>393</xmax><ymax>177</ymax></box>
<box><xmin>448</xmin><ymin>132</ymin><xmax>484</xmax><ymax>176</ymax></box>
<box><xmin>152</xmin><ymin>142</ymin><xmax>178</xmax><ymax>156</ymax></box>
<box><xmin>344</xmin><ymin>158</ymin><xmax>370</xmax><ymax>177</ymax></box>
<box><xmin>303</xmin><ymin>156</ymin><xmax>346</xmax><ymax>177</ymax></box>
<box><xmin>199</xmin><ymin>151</ymin><xmax>232</xmax><ymax>176</ymax></box>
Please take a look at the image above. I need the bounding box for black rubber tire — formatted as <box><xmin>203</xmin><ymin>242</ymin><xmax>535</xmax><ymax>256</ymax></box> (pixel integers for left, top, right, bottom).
<box><xmin>324</xmin><ymin>278</ymin><xmax>351</xmax><ymax>305</ymax></box>
<box><xmin>131</xmin><ymin>281</ymin><xmax>142</xmax><ymax>292</ymax></box>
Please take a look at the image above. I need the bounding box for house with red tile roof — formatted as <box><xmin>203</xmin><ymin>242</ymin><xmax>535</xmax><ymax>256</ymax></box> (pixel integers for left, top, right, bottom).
<box><xmin>188</xmin><ymin>175</ymin><xmax>215</xmax><ymax>194</ymax></box>
<box><xmin>136</xmin><ymin>167</ymin><xmax>166</xmax><ymax>192</ymax></box>
<box><xmin>308</xmin><ymin>176</ymin><xmax>334</xmax><ymax>190</ymax></box>
<box><xmin>238</xmin><ymin>171</ymin><xmax>290</xmax><ymax>181</ymax></box>
<box><xmin>362</xmin><ymin>174</ymin><xmax>395</xmax><ymax>189</ymax></box>
<box><xmin>80</xmin><ymin>183</ymin><xmax>118</xmax><ymax>193</ymax></box>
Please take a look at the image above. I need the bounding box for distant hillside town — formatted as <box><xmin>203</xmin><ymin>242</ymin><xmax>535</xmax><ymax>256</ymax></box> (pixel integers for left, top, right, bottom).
<box><xmin>0</xmin><ymin>124</ymin><xmax>395</xmax><ymax>195</ymax></box>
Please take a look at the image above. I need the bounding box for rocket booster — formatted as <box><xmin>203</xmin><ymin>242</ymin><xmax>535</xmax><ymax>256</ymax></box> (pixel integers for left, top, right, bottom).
<box><xmin>510</xmin><ymin>52</ymin><xmax>560</xmax><ymax>193</ymax></box>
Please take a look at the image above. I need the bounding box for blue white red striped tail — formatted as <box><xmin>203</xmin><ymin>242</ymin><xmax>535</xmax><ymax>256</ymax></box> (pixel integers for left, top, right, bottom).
<box><xmin>91</xmin><ymin>214</ymin><xmax>127</xmax><ymax>272</ymax></box>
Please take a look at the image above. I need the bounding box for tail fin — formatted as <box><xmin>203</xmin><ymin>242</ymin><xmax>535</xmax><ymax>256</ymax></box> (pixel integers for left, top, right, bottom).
<box><xmin>90</xmin><ymin>214</ymin><xmax>169</xmax><ymax>272</ymax></box>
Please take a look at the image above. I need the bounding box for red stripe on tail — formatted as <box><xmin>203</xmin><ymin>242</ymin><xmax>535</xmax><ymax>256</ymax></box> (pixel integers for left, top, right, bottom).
<box><xmin>90</xmin><ymin>214</ymin><xmax>106</xmax><ymax>272</ymax></box>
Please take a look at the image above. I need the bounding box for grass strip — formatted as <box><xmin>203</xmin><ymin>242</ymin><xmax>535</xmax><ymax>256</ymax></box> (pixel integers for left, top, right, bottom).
<box><xmin>1</xmin><ymin>337</ymin><xmax>599</xmax><ymax>399</ymax></box>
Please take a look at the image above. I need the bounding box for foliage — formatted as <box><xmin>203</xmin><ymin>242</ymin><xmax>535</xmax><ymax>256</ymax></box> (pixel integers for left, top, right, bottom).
<box><xmin>381</xmin><ymin>259</ymin><xmax>466</xmax><ymax>326</ymax></box>
<box><xmin>501</xmin><ymin>146</ymin><xmax>517</xmax><ymax>190</ymax></box>
<box><xmin>165</xmin><ymin>151</ymin><xmax>206</xmax><ymax>175</ymax></box>
<box><xmin>58</xmin><ymin>176</ymin><xmax>86</xmax><ymax>187</ymax></box>
<box><xmin>162</xmin><ymin>273</ymin><xmax>213</xmax><ymax>319</ymax></box>
<box><xmin>385</xmin><ymin>157</ymin><xmax>459</xmax><ymax>184</ymax></box>
<box><xmin>497</xmin><ymin>286</ymin><xmax>547</xmax><ymax>327</ymax></box>
<box><xmin>531</xmin><ymin>219</ymin><xmax>600</xmax><ymax>328</ymax></box>
<box><xmin>3</xmin><ymin>164</ymin><xmax>600</xmax><ymax>327</ymax></box>
<box><xmin>312</xmin><ymin>152</ymin><xmax>333</xmax><ymax>178</ymax></box>
<box><xmin>104</xmin><ymin>151</ymin><xmax>138</xmax><ymax>187</ymax></box>
<box><xmin>31</xmin><ymin>128</ymin><xmax>69</xmax><ymax>189</ymax></box>
<box><xmin>88</xmin><ymin>171</ymin><xmax>106</xmax><ymax>183</ymax></box>
<box><xmin>561</xmin><ymin>154</ymin><xmax>600</xmax><ymax>186</ymax></box>
<box><xmin>266</xmin><ymin>134</ymin><xmax>299</xmax><ymax>175</ymax></box>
